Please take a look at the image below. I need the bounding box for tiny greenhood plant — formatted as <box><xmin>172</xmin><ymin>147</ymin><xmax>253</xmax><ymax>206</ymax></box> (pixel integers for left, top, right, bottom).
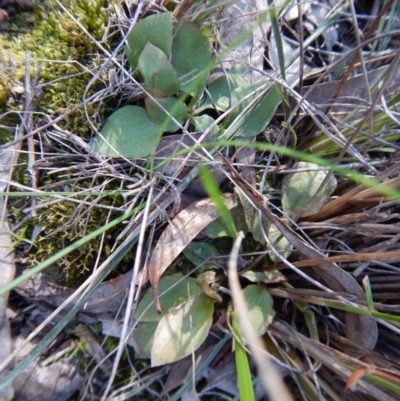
<box><xmin>91</xmin><ymin>12</ymin><xmax>212</xmax><ymax>158</ymax></box>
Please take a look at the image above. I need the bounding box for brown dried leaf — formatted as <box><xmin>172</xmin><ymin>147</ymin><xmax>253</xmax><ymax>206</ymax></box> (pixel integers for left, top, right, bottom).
<box><xmin>148</xmin><ymin>194</ymin><xmax>235</xmax><ymax>312</ymax></box>
<box><xmin>307</xmin><ymin>163</ymin><xmax>400</xmax><ymax>222</ymax></box>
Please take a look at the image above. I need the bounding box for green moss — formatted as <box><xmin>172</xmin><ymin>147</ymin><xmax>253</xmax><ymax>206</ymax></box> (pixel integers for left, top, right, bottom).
<box><xmin>0</xmin><ymin>0</ymin><xmax>116</xmax><ymax>140</ymax></box>
<box><xmin>31</xmin><ymin>177</ymin><xmax>133</xmax><ymax>286</ymax></box>
<box><xmin>1</xmin><ymin>0</ymin><xmax>127</xmax><ymax>285</ymax></box>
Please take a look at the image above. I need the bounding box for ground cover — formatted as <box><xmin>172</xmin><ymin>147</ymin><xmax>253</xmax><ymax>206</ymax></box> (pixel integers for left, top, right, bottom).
<box><xmin>1</xmin><ymin>0</ymin><xmax>400</xmax><ymax>400</ymax></box>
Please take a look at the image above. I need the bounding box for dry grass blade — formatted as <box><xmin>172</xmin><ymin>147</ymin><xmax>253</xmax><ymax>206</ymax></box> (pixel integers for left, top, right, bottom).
<box><xmin>0</xmin><ymin>153</ymin><xmax>16</xmax><ymax>400</ymax></box>
<box><xmin>271</xmin><ymin>320</ymin><xmax>399</xmax><ymax>400</ymax></box>
<box><xmin>273</xmin><ymin>251</ymin><xmax>400</xmax><ymax>268</ymax></box>
<box><xmin>228</xmin><ymin>232</ymin><xmax>294</xmax><ymax>401</ymax></box>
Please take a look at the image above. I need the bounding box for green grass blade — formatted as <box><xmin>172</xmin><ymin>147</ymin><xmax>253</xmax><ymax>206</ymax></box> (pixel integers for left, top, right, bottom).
<box><xmin>267</xmin><ymin>0</ymin><xmax>290</xmax><ymax>117</ymax></box>
<box><xmin>362</xmin><ymin>276</ymin><xmax>374</xmax><ymax>312</ymax></box>
<box><xmin>155</xmin><ymin>139</ymin><xmax>400</xmax><ymax>201</ymax></box>
<box><xmin>199</xmin><ymin>164</ymin><xmax>236</xmax><ymax>237</ymax></box>
<box><xmin>231</xmin><ymin>310</ymin><xmax>256</xmax><ymax>401</ymax></box>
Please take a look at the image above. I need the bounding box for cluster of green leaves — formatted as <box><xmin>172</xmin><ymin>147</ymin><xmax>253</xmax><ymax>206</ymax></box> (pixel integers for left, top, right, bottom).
<box><xmin>91</xmin><ymin>11</ymin><xmax>286</xmax><ymax>159</ymax></box>
<box><xmin>198</xmin><ymin>66</ymin><xmax>283</xmax><ymax>138</ymax></box>
<box><xmin>133</xmin><ymin>273</ymin><xmax>275</xmax><ymax>368</ymax></box>
<box><xmin>130</xmin><ymin>155</ymin><xmax>338</xmax><ymax>367</ymax></box>
<box><xmin>92</xmin><ymin>12</ymin><xmax>212</xmax><ymax>158</ymax></box>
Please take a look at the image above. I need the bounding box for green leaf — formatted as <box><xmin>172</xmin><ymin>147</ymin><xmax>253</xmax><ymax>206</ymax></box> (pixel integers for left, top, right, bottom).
<box><xmin>132</xmin><ymin>321</ymin><xmax>158</xmax><ymax>359</ymax></box>
<box><xmin>145</xmin><ymin>96</ymin><xmax>188</xmax><ymax>132</ymax></box>
<box><xmin>183</xmin><ymin>242</ymin><xmax>220</xmax><ymax>266</ymax></box>
<box><xmin>125</xmin><ymin>12</ymin><xmax>173</xmax><ymax>69</ymax></box>
<box><xmin>138</xmin><ymin>43</ymin><xmax>180</xmax><ymax>97</ymax></box>
<box><xmin>171</xmin><ymin>20</ymin><xmax>212</xmax><ymax>102</ymax></box>
<box><xmin>231</xmin><ymin>311</ymin><xmax>256</xmax><ymax>401</ymax></box>
<box><xmin>268</xmin><ymin>223</ymin><xmax>292</xmax><ymax>262</ymax></box>
<box><xmin>203</xmin><ymin>76</ymin><xmax>231</xmax><ymax>111</ymax></box>
<box><xmin>191</xmin><ymin>115</ymin><xmax>220</xmax><ymax>138</ymax></box>
<box><xmin>242</xmin><ymin>285</ymin><xmax>275</xmax><ymax>336</ymax></box>
<box><xmin>199</xmin><ymin>165</ymin><xmax>237</xmax><ymax>238</ymax></box>
<box><xmin>135</xmin><ymin>273</ymin><xmax>201</xmax><ymax>322</ymax></box>
<box><xmin>197</xmin><ymin>69</ymin><xmax>250</xmax><ymax>113</ymax></box>
<box><xmin>151</xmin><ymin>295</ymin><xmax>215</xmax><ymax>366</ymax></box>
<box><xmin>229</xmin><ymin>82</ymin><xmax>263</xmax><ymax>122</ymax></box>
<box><xmin>91</xmin><ymin>105</ymin><xmax>160</xmax><ymax>158</ymax></box>
<box><xmin>225</xmin><ymin>84</ymin><xmax>282</xmax><ymax>138</ymax></box>
<box><xmin>235</xmin><ymin>188</ymin><xmax>270</xmax><ymax>244</ymax></box>
<box><xmin>281</xmin><ymin>162</ymin><xmax>337</xmax><ymax>218</ymax></box>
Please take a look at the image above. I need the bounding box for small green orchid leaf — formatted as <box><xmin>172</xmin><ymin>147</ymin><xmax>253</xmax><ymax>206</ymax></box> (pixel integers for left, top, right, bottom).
<box><xmin>281</xmin><ymin>162</ymin><xmax>337</xmax><ymax>218</ymax></box>
<box><xmin>191</xmin><ymin>115</ymin><xmax>220</xmax><ymax>138</ymax></box>
<box><xmin>242</xmin><ymin>285</ymin><xmax>275</xmax><ymax>337</ymax></box>
<box><xmin>196</xmin><ymin>72</ymin><xmax>250</xmax><ymax>114</ymax></box>
<box><xmin>235</xmin><ymin>188</ymin><xmax>270</xmax><ymax>244</ymax></box>
<box><xmin>225</xmin><ymin>84</ymin><xmax>282</xmax><ymax>138</ymax></box>
<box><xmin>138</xmin><ymin>43</ymin><xmax>180</xmax><ymax>97</ymax></box>
<box><xmin>228</xmin><ymin>81</ymin><xmax>263</xmax><ymax>123</ymax></box>
<box><xmin>183</xmin><ymin>242</ymin><xmax>220</xmax><ymax>266</ymax></box>
<box><xmin>196</xmin><ymin>271</ymin><xmax>223</xmax><ymax>302</ymax></box>
<box><xmin>229</xmin><ymin>64</ymin><xmax>248</xmax><ymax>76</ymax></box>
<box><xmin>125</xmin><ymin>12</ymin><xmax>173</xmax><ymax>69</ymax></box>
<box><xmin>91</xmin><ymin>105</ymin><xmax>161</xmax><ymax>158</ymax></box>
<box><xmin>145</xmin><ymin>96</ymin><xmax>188</xmax><ymax>132</ymax></box>
<box><xmin>135</xmin><ymin>273</ymin><xmax>201</xmax><ymax>322</ymax></box>
<box><xmin>132</xmin><ymin>321</ymin><xmax>158</xmax><ymax>359</ymax></box>
<box><xmin>201</xmin><ymin>76</ymin><xmax>231</xmax><ymax>112</ymax></box>
<box><xmin>268</xmin><ymin>223</ymin><xmax>293</xmax><ymax>262</ymax></box>
<box><xmin>151</xmin><ymin>295</ymin><xmax>215</xmax><ymax>367</ymax></box>
<box><xmin>241</xmin><ymin>270</ymin><xmax>286</xmax><ymax>284</ymax></box>
<box><xmin>201</xmin><ymin>218</ymin><xmax>227</xmax><ymax>238</ymax></box>
<box><xmin>171</xmin><ymin>20</ymin><xmax>212</xmax><ymax>102</ymax></box>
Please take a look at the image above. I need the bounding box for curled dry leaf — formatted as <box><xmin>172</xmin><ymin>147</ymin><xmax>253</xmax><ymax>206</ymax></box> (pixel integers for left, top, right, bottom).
<box><xmin>196</xmin><ymin>271</ymin><xmax>223</xmax><ymax>303</ymax></box>
<box><xmin>148</xmin><ymin>193</ymin><xmax>235</xmax><ymax>312</ymax></box>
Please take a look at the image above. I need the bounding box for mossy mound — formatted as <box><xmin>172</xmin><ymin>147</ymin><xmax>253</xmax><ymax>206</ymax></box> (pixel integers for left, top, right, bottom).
<box><xmin>2</xmin><ymin>0</ymin><xmax>127</xmax><ymax>286</ymax></box>
<box><xmin>31</xmin><ymin>178</ymin><xmax>132</xmax><ymax>285</ymax></box>
<box><xmin>0</xmin><ymin>0</ymin><xmax>114</xmax><ymax>140</ymax></box>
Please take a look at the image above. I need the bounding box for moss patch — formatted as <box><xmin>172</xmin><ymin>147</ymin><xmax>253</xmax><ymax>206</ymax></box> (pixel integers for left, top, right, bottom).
<box><xmin>2</xmin><ymin>0</ymin><xmax>126</xmax><ymax>286</ymax></box>
<box><xmin>0</xmin><ymin>0</ymin><xmax>115</xmax><ymax>140</ymax></box>
<box><xmin>31</xmin><ymin>177</ymin><xmax>133</xmax><ymax>285</ymax></box>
